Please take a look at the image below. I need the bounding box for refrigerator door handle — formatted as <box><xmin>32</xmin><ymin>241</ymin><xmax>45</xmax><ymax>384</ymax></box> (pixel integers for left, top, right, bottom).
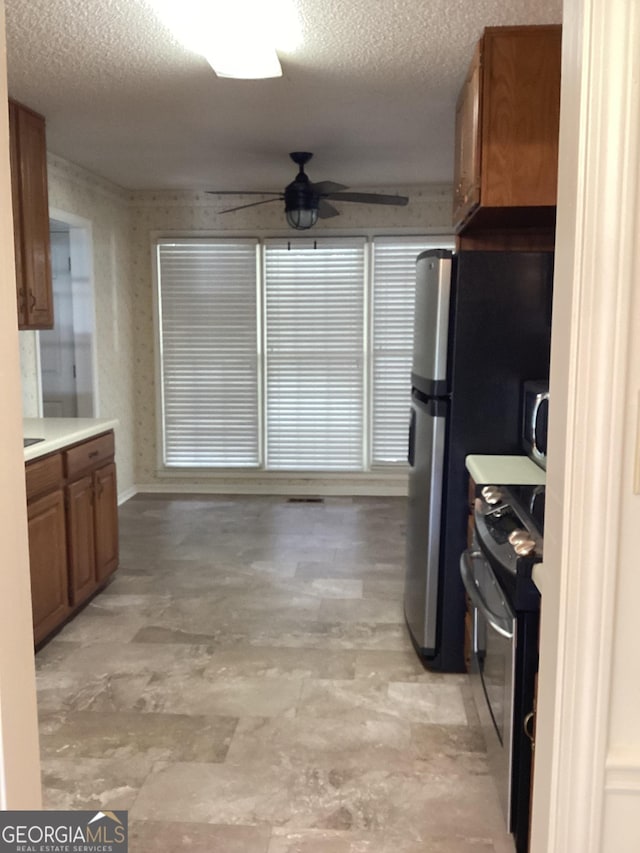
<box><xmin>407</xmin><ymin>406</ymin><xmax>416</xmax><ymax>467</ymax></box>
<box><xmin>404</xmin><ymin>394</ymin><xmax>448</xmax><ymax>655</ymax></box>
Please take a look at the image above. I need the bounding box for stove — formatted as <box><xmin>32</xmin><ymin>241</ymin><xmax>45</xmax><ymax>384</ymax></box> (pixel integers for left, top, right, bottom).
<box><xmin>461</xmin><ymin>482</ymin><xmax>544</xmax><ymax>853</ymax></box>
<box><xmin>474</xmin><ymin>483</ymin><xmax>545</xmax><ymax>612</ymax></box>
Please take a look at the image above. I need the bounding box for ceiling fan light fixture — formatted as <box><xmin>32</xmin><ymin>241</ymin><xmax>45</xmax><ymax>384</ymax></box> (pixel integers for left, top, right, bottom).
<box><xmin>213</xmin><ymin>152</ymin><xmax>410</xmax><ymax>230</ymax></box>
<box><xmin>285</xmin><ymin>207</ymin><xmax>319</xmax><ymax>230</ymax></box>
<box><xmin>284</xmin><ymin>163</ymin><xmax>319</xmax><ymax>229</ymax></box>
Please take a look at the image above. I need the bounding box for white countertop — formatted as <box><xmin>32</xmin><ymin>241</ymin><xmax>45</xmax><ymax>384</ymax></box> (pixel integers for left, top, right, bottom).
<box><xmin>23</xmin><ymin>418</ymin><xmax>119</xmax><ymax>462</ymax></box>
<box><xmin>465</xmin><ymin>454</ymin><xmax>546</xmax><ymax>486</ymax></box>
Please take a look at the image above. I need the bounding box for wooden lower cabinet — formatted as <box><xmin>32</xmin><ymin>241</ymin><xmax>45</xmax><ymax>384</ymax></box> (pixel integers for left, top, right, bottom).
<box><xmin>66</xmin><ymin>474</ymin><xmax>97</xmax><ymax>606</ymax></box>
<box><xmin>26</xmin><ymin>430</ymin><xmax>119</xmax><ymax>645</ymax></box>
<box><xmin>94</xmin><ymin>462</ymin><xmax>118</xmax><ymax>582</ymax></box>
<box><xmin>28</xmin><ymin>489</ymin><xmax>70</xmax><ymax>645</ymax></box>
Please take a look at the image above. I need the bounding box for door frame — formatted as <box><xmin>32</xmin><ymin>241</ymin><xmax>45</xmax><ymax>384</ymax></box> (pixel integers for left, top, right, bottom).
<box><xmin>44</xmin><ymin>208</ymin><xmax>98</xmax><ymax>417</ymax></box>
<box><xmin>531</xmin><ymin>0</ymin><xmax>640</xmax><ymax>850</ymax></box>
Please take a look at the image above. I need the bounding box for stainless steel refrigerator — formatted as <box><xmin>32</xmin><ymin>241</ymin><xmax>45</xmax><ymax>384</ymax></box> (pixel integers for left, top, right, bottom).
<box><xmin>404</xmin><ymin>249</ymin><xmax>553</xmax><ymax>672</ymax></box>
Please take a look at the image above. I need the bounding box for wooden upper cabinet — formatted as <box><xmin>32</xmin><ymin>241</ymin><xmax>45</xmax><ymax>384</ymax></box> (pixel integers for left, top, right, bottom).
<box><xmin>452</xmin><ymin>25</ymin><xmax>562</xmax><ymax>234</ymax></box>
<box><xmin>9</xmin><ymin>98</ymin><xmax>54</xmax><ymax>330</ymax></box>
<box><xmin>453</xmin><ymin>43</ymin><xmax>482</xmax><ymax>227</ymax></box>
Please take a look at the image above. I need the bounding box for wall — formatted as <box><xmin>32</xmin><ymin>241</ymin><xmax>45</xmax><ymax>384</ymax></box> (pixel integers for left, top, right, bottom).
<box><xmin>0</xmin><ymin>0</ymin><xmax>42</xmax><ymax>807</ymax></box>
<box><xmin>19</xmin><ymin>331</ymin><xmax>40</xmax><ymax>416</ymax></box>
<box><xmin>530</xmin><ymin>0</ymin><xmax>640</xmax><ymax>849</ymax></box>
<box><xmin>20</xmin><ymin>154</ymin><xmax>137</xmax><ymax>498</ymax></box>
<box><xmin>129</xmin><ymin>184</ymin><xmax>453</xmax><ymax>492</ymax></box>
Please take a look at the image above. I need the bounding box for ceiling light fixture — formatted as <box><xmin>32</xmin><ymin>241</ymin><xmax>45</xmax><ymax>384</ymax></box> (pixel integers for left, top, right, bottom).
<box><xmin>145</xmin><ymin>0</ymin><xmax>299</xmax><ymax>79</ymax></box>
<box><xmin>285</xmin><ymin>206</ymin><xmax>319</xmax><ymax>230</ymax></box>
<box><xmin>283</xmin><ymin>157</ymin><xmax>319</xmax><ymax>229</ymax></box>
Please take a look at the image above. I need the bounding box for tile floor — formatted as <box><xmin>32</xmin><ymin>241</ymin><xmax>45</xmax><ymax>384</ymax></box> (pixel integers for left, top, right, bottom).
<box><xmin>35</xmin><ymin>494</ymin><xmax>515</xmax><ymax>852</ymax></box>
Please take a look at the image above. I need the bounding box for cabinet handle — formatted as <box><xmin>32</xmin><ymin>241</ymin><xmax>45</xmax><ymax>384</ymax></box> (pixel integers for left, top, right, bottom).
<box><xmin>88</xmin><ymin>450</ymin><xmax>100</xmax><ymax>459</ymax></box>
<box><xmin>18</xmin><ymin>288</ymin><xmax>25</xmax><ymax>313</ymax></box>
<box><xmin>29</xmin><ymin>289</ymin><xmax>36</xmax><ymax>310</ymax></box>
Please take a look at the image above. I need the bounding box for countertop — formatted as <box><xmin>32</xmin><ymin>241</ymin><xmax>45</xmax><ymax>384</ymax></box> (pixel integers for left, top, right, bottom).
<box><xmin>23</xmin><ymin>417</ymin><xmax>119</xmax><ymax>462</ymax></box>
<box><xmin>465</xmin><ymin>454</ymin><xmax>546</xmax><ymax>486</ymax></box>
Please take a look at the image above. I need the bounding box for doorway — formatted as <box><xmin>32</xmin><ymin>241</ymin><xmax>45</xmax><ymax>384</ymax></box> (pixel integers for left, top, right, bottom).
<box><xmin>39</xmin><ymin>212</ymin><xmax>97</xmax><ymax>417</ymax></box>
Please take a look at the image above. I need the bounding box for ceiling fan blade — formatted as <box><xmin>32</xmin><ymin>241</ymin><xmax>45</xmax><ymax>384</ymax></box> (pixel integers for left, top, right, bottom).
<box><xmin>311</xmin><ymin>180</ymin><xmax>349</xmax><ymax>194</ymax></box>
<box><xmin>206</xmin><ymin>190</ymin><xmax>282</xmax><ymax>196</ymax></box>
<box><xmin>317</xmin><ymin>199</ymin><xmax>340</xmax><ymax>219</ymax></box>
<box><xmin>324</xmin><ymin>191</ymin><xmax>409</xmax><ymax>206</ymax></box>
<box><xmin>219</xmin><ymin>198</ymin><xmax>283</xmax><ymax>213</ymax></box>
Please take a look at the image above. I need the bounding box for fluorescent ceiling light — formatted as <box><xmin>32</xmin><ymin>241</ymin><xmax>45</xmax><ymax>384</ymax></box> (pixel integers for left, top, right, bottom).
<box><xmin>146</xmin><ymin>0</ymin><xmax>300</xmax><ymax>79</ymax></box>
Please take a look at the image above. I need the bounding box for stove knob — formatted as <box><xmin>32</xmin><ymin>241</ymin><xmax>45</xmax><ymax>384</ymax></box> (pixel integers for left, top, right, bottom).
<box><xmin>481</xmin><ymin>486</ymin><xmax>503</xmax><ymax>505</ymax></box>
<box><xmin>514</xmin><ymin>538</ymin><xmax>537</xmax><ymax>556</ymax></box>
<box><xmin>508</xmin><ymin>529</ymin><xmax>530</xmax><ymax>545</ymax></box>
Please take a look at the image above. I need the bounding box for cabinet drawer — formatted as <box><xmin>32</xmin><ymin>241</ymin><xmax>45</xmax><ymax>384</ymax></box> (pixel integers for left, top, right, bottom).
<box><xmin>64</xmin><ymin>432</ymin><xmax>115</xmax><ymax>479</ymax></box>
<box><xmin>25</xmin><ymin>452</ymin><xmax>63</xmax><ymax>501</ymax></box>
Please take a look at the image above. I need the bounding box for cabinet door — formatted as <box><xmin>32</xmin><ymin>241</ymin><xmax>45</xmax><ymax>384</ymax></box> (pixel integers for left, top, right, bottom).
<box><xmin>66</xmin><ymin>474</ymin><xmax>96</xmax><ymax>606</ymax></box>
<box><xmin>27</xmin><ymin>489</ymin><xmax>69</xmax><ymax>645</ymax></box>
<box><xmin>94</xmin><ymin>462</ymin><xmax>119</xmax><ymax>583</ymax></box>
<box><xmin>9</xmin><ymin>100</ymin><xmax>26</xmax><ymax>325</ymax></box>
<box><xmin>480</xmin><ymin>26</ymin><xmax>562</xmax><ymax>209</ymax></box>
<box><xmin>452</xmin><ymin>43</ymin><xmax>482</xmax><ymax>228</ymax></box>
<box><xmin>10</xmin><ymin>101</ymin><xmax>53</xmax><ymax>329</ymax></box>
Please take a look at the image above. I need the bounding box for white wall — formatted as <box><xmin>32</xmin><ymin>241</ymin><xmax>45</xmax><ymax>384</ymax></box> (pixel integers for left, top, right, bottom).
<box><xmin>0</xmin><ymin>0</ymin><xmax>42</xmax><ymax>808</ymax></box>
<box><xmin>530</xmin><ymin>0</ymin><xmax>640</xmax><ymax>850</ymax></box>
<box><xmin>19</xmin><ymin>331</ymin><xmax>41</xmax><ymax>416</ymax></box>
<box><xmin>19</xmin><ymin>155</ymin><xmax>138</xmax><ymax>498</ymax></box>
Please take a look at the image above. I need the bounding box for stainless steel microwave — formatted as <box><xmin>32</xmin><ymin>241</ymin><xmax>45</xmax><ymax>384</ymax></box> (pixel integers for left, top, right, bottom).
<box><xmin>522</xmin><ymin>380</ymin><xmax>549</xmax><ymax>470</ymax></box>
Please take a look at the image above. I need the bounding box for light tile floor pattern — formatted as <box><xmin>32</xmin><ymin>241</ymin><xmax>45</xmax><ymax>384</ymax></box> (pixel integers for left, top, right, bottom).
<box><xmin>35</xmin><ymin>495</ymin><xmax>515</xmax><ymax>853</ymax></box>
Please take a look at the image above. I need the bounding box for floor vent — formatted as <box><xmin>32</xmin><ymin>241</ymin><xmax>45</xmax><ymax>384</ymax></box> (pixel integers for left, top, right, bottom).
<box><xmin>287</xmin><ymin>497</ymin><xmax>325</xmax><ymax>503</ymax></box>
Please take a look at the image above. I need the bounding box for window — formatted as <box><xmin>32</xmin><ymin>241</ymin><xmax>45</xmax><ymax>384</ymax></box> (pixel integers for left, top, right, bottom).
<box><xmin>264</xmin><ymin>238</ymin><xmax>365</xmax><ymax>470</ymax></box>
<box><xmin>156</xmin><ymin>240</ymin><xmax>259</xmax><ymax>467</ymax></box>
<box><xmin>155</xmin><ymin>234</ymin><xmax>453</xmax><ymax>472</ymax></box>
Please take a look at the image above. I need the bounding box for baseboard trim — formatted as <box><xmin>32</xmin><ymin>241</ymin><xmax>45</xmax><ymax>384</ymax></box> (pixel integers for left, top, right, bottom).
<box><xmin>132</xmin><ymin>478</ymin><xmax>408</xmax><ymax>497</ymax></box>
<box><xmin>117</xmin><ymin>485</ymin><xmax>138</xmax><ymax>505</ymax></box>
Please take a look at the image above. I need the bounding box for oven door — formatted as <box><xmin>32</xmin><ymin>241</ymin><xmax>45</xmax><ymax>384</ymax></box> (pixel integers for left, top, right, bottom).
<box><xmin>460</xmin><ymin>548</ymin><xmax>516</xmax><ymax>829</ymax></box>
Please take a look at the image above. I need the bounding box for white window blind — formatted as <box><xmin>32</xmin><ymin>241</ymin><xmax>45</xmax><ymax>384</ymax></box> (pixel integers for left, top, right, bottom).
<box><xmin>371</xmin><ymin>236</ymin><xmax>454</xmax><ymax>463</ymax></box>
<box><xmin>157</xmin><ymin>240</ymin><xmax>259</xmax><ymax>467</ymax></box>
<box><xmin>264</xmin><ymin>238</ymin><xmax>366</xmax><ymax>470</ymax></box>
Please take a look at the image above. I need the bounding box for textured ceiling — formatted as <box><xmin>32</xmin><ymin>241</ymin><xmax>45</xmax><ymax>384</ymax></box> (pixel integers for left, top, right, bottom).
<box><xmin>4</xmin><ymin>0</ymin><xmax>562</xmax><ymax>192</ymax></box>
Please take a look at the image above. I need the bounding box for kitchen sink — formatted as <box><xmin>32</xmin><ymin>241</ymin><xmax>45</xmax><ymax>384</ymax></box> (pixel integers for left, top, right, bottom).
<box><xmin>23</xmin><ymin>437</ymin><xmax>45</xmax><ymax>447</ymax></box>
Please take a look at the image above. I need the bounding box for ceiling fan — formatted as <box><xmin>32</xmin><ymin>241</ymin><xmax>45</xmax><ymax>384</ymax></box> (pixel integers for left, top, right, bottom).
<box><xmin>208</xmin><ymin>152</ymin><xmax>409</xmax><ymax>230</ymax></box>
